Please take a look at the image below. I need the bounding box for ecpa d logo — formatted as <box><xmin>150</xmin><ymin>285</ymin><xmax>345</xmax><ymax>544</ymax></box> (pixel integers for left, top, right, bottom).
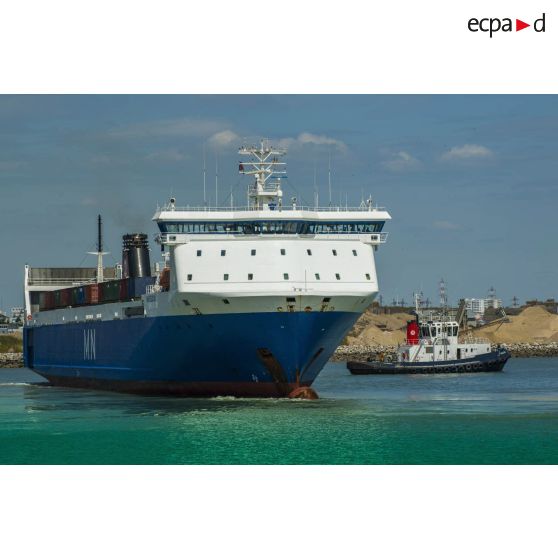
<box><xmin>468</xmin><ymin>13</ymin><xmax>546</xmax><ymax>37</ymax></box>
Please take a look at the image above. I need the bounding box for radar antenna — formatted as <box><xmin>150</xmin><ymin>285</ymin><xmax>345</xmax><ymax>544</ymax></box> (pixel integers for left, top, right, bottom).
<box><xmin>238</xmin><ymin>140</ymin><xmax>286</xmax><ymax>210</ymax></box>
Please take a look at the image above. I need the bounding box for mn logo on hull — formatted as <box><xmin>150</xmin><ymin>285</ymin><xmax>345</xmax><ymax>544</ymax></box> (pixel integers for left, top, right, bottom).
<box><xmin>83</xmin><ymin>329</ymin><xmax>96</xmax><ymax>360</ymax></box>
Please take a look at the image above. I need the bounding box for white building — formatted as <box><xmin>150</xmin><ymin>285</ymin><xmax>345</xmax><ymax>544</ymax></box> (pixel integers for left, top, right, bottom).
<box><xmin>465</xmin><ymin>297</ymin><xmax>502</xmax><ymax>319</ymax></box>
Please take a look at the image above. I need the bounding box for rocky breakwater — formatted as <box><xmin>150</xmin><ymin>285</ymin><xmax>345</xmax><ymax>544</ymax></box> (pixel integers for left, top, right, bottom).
<box><xmin>332</xmin><ymin>344</ymin><xmax>397</xmax><ymax>362</ymax></box>
<box><xmin>332</xmin><ymin>342</ymin><xmax>558</xmax><ymax>361</ymax></box>
<box><xmin>0</xmin><ymin>352</ymin><xmax>24</xmax><ymax>368</ymax></box>
<box><xmin>500</xmin><ymin>342</ymin><xmax>558</xmax><ymax>357</ymax></box>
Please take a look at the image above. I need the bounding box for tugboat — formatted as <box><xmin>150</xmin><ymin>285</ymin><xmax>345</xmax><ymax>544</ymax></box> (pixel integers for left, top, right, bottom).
<box><xmin>347</xmin><ymin>307</ymin><xmax>511</xmax><ymax>375</ymax></box>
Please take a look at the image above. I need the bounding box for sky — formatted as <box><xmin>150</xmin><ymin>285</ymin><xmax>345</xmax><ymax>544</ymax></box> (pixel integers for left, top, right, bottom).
<box><xmin>0</xmin><ymin>94</ymin><xmax>557</xmax><ymax>311</ymax></box>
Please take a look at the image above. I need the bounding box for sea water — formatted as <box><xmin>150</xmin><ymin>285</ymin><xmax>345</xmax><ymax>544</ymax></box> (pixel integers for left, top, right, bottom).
<box><xmin>1</xmin><ymin>358</ymin><xmax>557</xmax><ymax>464</ymax></box>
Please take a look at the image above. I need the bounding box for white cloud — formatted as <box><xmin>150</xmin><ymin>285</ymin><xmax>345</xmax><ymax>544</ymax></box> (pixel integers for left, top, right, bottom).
<box><xmin>145</xmin><ymin>149</ymin><xmax>187</xmax><ymax>162</ymax></box>
<box><xmin>81</xmin><ymin>197</ymin><xmax>99</xmax><ymax>207</ymax></box>
<box><xmin>90</xmin><ymin>154</ymin><xmax>113</xmax><ymax>165</ymax></box>
<box><xmin>382</xmin><ymin>151</ymin><xmax>421</xmax><ymax>172</ymax></box>
<box><xmin>208</xmin><ymin>130</ymin><xmax>240</xmax><ymax>147</ymax></box>
<box><xmin>277</xmin><ymin>132</ymin><xmax>347</xmax><ymax>153</ymax></box>
<box><xmin>433</xmin><ymin>220</ymin><xmax>461</xmax><ymax>230</ymax></box>
<box><xmin>107</xmin><ymin>117</ymin><xmax>226</xmax><ymax>139</ymax></box>
<box><xmin>442</xmin><ymin>144</ymin><xmax>493</xmax><ymax>160</ymax></box>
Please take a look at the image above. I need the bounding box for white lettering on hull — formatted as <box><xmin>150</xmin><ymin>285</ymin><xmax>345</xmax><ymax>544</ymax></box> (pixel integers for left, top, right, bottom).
<box><xmin>83</xmin><ymin>329</ymin><xmax>96</xmax><ymax>360</ymax></box>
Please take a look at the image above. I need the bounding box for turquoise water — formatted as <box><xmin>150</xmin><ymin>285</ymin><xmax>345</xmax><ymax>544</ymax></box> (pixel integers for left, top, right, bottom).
<box><xmin>1</xmin><ymin>358</ymin><xmax>558</xmax><ymax>464</ymax></box>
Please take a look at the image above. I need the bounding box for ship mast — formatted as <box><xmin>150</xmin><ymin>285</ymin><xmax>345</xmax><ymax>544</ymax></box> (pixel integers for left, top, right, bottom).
<box><xmin>238</xmin><ymin>140</ymin><xmax>286</xmax><ymax>210</ymax></box>
<box><xmin>88</xmin><ymin>214</ymin><xmax>109</xmax><ymax>283</ymax></box>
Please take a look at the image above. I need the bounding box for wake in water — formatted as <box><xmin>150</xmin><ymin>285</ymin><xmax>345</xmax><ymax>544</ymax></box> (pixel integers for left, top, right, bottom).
<box><xmin>0</xmin><ymin>382</ymin><xmax>33</xmax><ymax>386</ymax></box>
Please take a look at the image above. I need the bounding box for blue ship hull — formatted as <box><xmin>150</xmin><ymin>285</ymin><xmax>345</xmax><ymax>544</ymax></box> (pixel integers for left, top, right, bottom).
<box><xmin>24</xmin><ymin>311</ymin><xmax>359</xmax><ymax>397</ymax></box>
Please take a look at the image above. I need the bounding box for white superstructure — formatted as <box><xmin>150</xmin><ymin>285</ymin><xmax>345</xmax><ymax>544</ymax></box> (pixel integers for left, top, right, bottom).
<box><xmin>398</xmin><ymin>311</ymin><xmax>491</xmax><ymax>364</ymax></box>
<box><xmin>151</xmin><ymin>141</ymin><xmax>390</xmax><ymax>317</ymax></box>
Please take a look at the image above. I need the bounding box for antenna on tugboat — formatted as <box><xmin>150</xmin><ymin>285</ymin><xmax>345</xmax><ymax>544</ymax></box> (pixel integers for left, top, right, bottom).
<box><xmin>439</xmin><ymin>277</ymin><xmax>447</xmax><ymax>310</ymax></box>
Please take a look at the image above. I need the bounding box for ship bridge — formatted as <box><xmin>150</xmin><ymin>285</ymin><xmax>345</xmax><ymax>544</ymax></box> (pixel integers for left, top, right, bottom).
<box><xmin>153</xmin><ymin>206</ymin><xmax>390</xmax><ymax>246</ymax></box>
<box><xmin>148</xmin><ymin>142</ymin><xmax>391</xmax><ymax>315</ymax></box>
<box><xmin>152</xmin><ymin>140</ymin><xmax>390</xmax><ymax>245</ymax></box>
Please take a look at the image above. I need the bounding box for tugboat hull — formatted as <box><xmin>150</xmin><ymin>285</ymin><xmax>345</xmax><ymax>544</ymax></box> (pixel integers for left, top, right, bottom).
<box><xmin>348</xmin><ymin>348</ymin><xmax>511</xmax><ymax>375</ymax></box>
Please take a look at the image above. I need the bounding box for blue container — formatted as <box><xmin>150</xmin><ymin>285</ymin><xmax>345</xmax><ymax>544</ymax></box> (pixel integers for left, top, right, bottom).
<box><xmin>128</xmin><ymin>276</ymin><xmax>156</xmax><ymax>298</ymax></box>
<box><xmin>75</xmin><ymin>286</ymin><xmax>86</xmax><ymax>306</ymax></box>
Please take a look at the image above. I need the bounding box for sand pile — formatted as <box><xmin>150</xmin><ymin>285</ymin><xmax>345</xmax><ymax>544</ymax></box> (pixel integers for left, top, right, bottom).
<box><xmin>344</xmin><ymin>309</ymin><xmax>413</xmax><ymax>346</ymax></box>
<box><xmin>0</xmin><ymin>334</ymin><xmax>22</xmax><ymax>353</ymax></box>
<box><xmin>477</xmin><ymin>306</ymin><xmax>558</xmax><ymax>344</ymax></box>
<box><xmin>344</xmin><ymin>305</ymin><xmax>558</xmax><ymax>347</ymax></box>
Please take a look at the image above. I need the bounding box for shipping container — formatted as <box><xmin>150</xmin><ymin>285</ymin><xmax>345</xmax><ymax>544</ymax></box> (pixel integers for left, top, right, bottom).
<box><xmin>128</xmin><ymin>276</ymin><xmax>156</xmax><ymax>298</ymax></box>
<box><xmin>119</xmin><ymin>278</ymin><xmax>128</xmax><ymax>301</ymax></box>
<box><xmin>83</xmin><ymin>284</ymin><xmax>92</xmax><ymax>305</ymax></box>
<box><xmin>90</xmin><ymin>284</ymin><xmax>99</xmax><ymax>304</ymax></box>
<box><xmin>60</xmin><ymin>288</ymin><xmax>71</xmax><ymax>307</ymax></box>
<box><xmin>101</xmin><ymin>280</ymin><xmax>120</xmax><ymax>303</ymax></box>
<box><xmin>38</xmin><ymin>292</ymin><xmax>47</xmax><ymax>311</ymax></box>
<box><xmin>53</xmin><ymin>290</ymin><xmax>62</xmax><ymax>309</ymax></box>
<box><xmin>44</xmin><ymin>291</ymin><xmax>55</xmax><ymax>310</ymax></box>
<box><xmin>75</xmin><ymin>286</ymin><xmax>87</xmax><ymax>306</ymax></box>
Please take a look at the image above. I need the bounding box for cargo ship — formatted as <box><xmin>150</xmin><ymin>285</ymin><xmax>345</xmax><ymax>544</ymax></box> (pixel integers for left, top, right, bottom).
<box><xmin>23</xmin><ymin>142</ymin><xmax>391</xmax><ymax>397</ymax></box>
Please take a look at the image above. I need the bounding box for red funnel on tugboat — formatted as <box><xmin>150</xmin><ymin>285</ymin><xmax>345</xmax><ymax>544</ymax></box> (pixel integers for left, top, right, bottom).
<box><xmin>406</xmin><ymin>321</ymin><xmax>419</xmax><ymax>345</ymax></box>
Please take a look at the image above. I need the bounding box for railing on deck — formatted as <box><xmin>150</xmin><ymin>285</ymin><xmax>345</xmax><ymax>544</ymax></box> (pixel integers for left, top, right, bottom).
<box><xmin>157</xmin><ymin>204</ymin><xmax>387</xmax><ymax>213</ymax></box>
<box><xmin>461</xmin><ymin>337</ymin><xmax>491</xmax><ymax>345</ymax></box>
<box><xmin>146</xmin><ymin>284</ymin><xmax>162</xmax><ymax>294</ymax></box>
<box><xmin>27</xmin><ymin>278</ymin><xmax>98</xmax><ymax>286</ymax></box>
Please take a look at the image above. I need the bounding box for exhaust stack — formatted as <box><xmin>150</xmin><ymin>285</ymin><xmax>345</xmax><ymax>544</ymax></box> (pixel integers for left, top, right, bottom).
<box><xmin>122</xmin><ymin>234</ymin><xmax>151</xmax><ymax>278</ymax></box>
